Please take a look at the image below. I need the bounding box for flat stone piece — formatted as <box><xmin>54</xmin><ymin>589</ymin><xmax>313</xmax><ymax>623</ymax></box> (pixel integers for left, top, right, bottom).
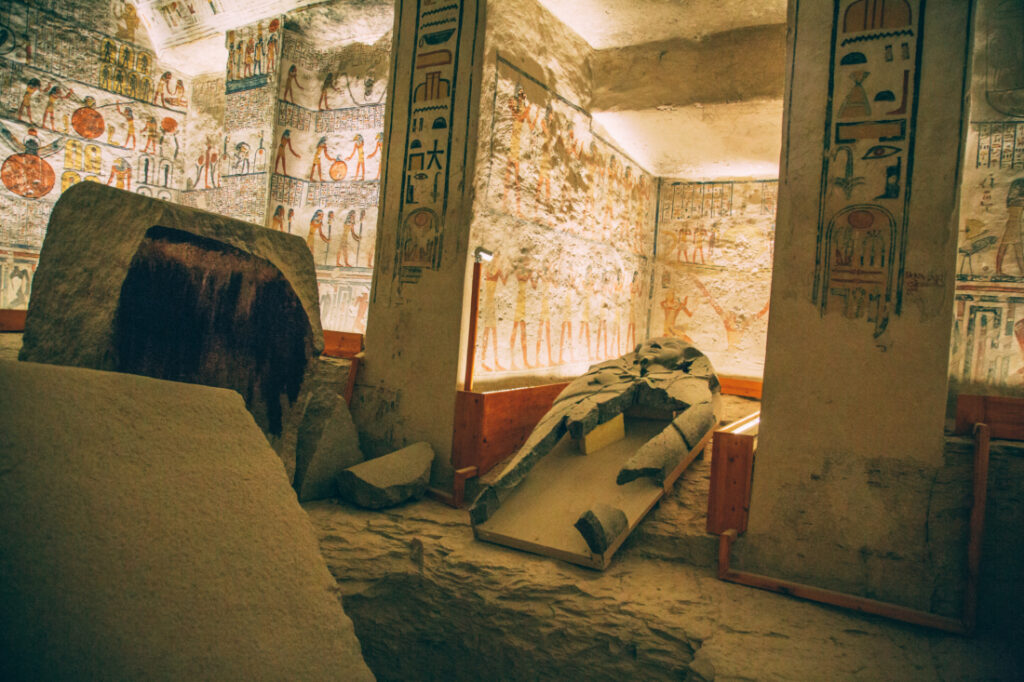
<box><xmin>0</xmin><ymin>360</ymin><xmax>372</xmax><ymax>681</ymax></box>
<box><xmin>574</xmin><ymin>503</ymin><xmax>629</xmax><ymax>554</ymax></box>
<box><xmin>336</xmin><ymin>441</ymin><xmax>434</xmax><ymax>509</ymax></box>
<box><xmin>18</xmin><ymin>183</ymin><xmax>323</xmax><ymax>476</ymax></box>
<box><xmin>577</xmin><ymin>413</ymin><xmax>626</xmax><ymax>454</ymax></box>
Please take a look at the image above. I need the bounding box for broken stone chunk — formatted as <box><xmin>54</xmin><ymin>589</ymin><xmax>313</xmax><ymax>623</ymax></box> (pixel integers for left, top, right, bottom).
<box><xmin>574</xmin><ymin>503</ymin><xmax>628</xmax><ymax>554</ymax></box>
<box><xmin>336</xmin><ymin>442</ymin><xmax>434</xmax><ymax>509</ymax></box>
<box><xmin>18</xmin><ymin>182</ymin><xmax>323</xmax><ymax>480</ymax></box>
<box><xmin>295</xmin><ymin>393</ymin><xmax>365</xmax><ymax>503</ymax></box>
<box><xmin>675</xmin><ymin>402</ymin><xmax>716</xmax><ymax>450</ymax></box>
<box><xmin>617</xmin><ymin>425</ymin><xmax>688</xmax><ymax>485</ymax></box>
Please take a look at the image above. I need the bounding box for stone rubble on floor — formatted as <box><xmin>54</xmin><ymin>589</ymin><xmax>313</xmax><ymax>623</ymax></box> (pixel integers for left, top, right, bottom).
<box><xmin>336</xmin><ymin>441</ymin><xmax>435</xmax><ymax>509</ymax></box>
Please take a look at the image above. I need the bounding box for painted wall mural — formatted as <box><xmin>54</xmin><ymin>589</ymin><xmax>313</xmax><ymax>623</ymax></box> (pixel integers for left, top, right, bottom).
<box><xmin>269</xmin><ymin>26</ymin><xmax>388</xmax><ymax>333</ymax></box>
<box><xmin>471</xmin><ymin>55</ymin><xmax>656</xmax><ymax>382</ymax></box>
<box><xmin>178</xmin><ymin>17</ymin><xmax>278</xmax><ymax>225</ymax></box>
<box><xmin>813</xmin><ymin>0</ymin><xmax>923</xmax><ymax>338</ymax></box>
<box><xmin>0</xmin><ymin>0</ymin><xmax>188</xmax><ymax>309</ymax></box>
<box><xmin>176</xmin><ymin>5</ymin><xmax>390</xmax><ymax>334</ymax></box>
<box><xmin>652</xmin><ymin>180</ymin><xmax>776</xmax><ymax>379</ymax></box>
<box><xmin>949</xmin><ymin>0</ymin><xmax>1024</xmax><ymax>395</ymax></box>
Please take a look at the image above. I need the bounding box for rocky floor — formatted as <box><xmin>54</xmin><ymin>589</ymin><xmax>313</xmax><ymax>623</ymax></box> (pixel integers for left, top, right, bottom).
<box><xmin>309</xmin><ymin>418</ymin><xmax>1021</xmax><ymax>681</ymax></box>
<box><xmin>5</xmin><ymin>330</ymin><xmax>1015</xmax><ymax>679</ymax></box>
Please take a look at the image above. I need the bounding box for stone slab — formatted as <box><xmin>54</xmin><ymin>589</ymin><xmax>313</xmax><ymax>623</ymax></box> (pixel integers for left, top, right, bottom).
<box><xmin>336</xmin><ymin>441</ymin><xmax>435</xmax><ymax>509</ymax></box>
<box><xmin>0</xmin><ymin>360</ymin><xmax>371</xmax><ymax>681</ymax></box>
<box><xmin>18</xmin><ymin>183</ymin><xmax>323</xmax><ymax>477</ymax></box>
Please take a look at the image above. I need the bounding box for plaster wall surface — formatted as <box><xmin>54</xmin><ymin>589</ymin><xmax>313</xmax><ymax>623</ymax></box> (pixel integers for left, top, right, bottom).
<box><xmin>353</xmin><ymin>0</ymin><xmax>486</xmax><ymax>466</ymax></box>
<box><xmin>740</xmin><ymin>0</ymin><xmax>972</xmax><ymax>614</ymax></box>
<box><xmin>589</xmin><ymin>25</ymin><xmax>787</xmax><ymax>113</ymax></box>
<box><xmin>177</xmin><ymin>0</ymin><xmax>393</xmax><ymax>333</ymax></box>
<box><xmin>535</xmin><ymin>0</ymin><xmax>787</xmax><ymax>50</ymax></box>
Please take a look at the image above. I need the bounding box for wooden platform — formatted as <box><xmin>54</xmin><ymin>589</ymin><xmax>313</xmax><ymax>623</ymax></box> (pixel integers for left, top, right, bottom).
<box><xmin>475</xmin><ymin>416</ymin><xmax>711</xmax><ymax>570</ymax></box>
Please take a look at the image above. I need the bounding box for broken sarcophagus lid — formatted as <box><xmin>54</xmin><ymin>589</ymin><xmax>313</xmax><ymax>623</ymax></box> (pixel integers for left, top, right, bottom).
<box><xmin>470</xmin><ymin>338</ymin><xmax>721</xmax><ymax>570</ymax></box>
<box><xmin>18</xmin><ymin>182</ymin><xmax>326</xmax><ymax>482</ymax></box>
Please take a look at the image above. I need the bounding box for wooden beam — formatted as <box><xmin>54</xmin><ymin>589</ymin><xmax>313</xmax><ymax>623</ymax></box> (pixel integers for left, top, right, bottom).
<box><xmin>719</xmin><ymin>376</ymin><xmax>763</xmax><ymax>399</ymax></box>
<box><xmin>451</xmin><ymin>382</ymin><xmax>568</xmax><ymax>475</ymax></box>
<box><xmin>322</xmin><ymin>330</ymin><xmax>362</xmax><ymax>359</ymax></box>
<box><xmin>955</xmin><ymin>394</ymin><xmax>1024</xmax><ymax>441</ymax></box>
<box><xmin>706</xmin><ymin>431</ymin><xmax>756</xmax><ymax>534</ymax></box>
<box><xmin>0</xmin><ymin>309</ymin><xmax>27</xmax><ymax>332</ymax></box>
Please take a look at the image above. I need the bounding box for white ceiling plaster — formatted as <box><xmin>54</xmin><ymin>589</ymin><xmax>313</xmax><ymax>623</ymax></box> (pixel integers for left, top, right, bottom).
<box><xmin>133</xmin><ymin>0</ymin><xmax>393</xmax><ymax>75</ymax></box>
<box><xmin>535</xmin><ymin>0</ymin><xmax>787</xmax><ymax>49</ymax></box>
<box><xmin>593</xmin><ymin>99</ymin><xmax>784</xmax><ymax>179</ymax></box>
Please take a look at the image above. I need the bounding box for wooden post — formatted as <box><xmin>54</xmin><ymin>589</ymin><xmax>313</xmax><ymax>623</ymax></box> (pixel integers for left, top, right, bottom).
<box><xmin>464</xmin><ymin>260</ymin><xmax>482</xmax><ymax>391</ymax></box>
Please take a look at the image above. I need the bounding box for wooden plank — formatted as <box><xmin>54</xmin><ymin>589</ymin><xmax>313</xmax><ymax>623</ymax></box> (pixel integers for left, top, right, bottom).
<box><xmin>475</xmin><ymin>417</ymin><xmax>706</xmax><ymax>570</ymax></box>
<box><xmin>322</xmin><ymin>330</ymin><xmax>362</xmax><ymax>358</ymax></box>
<box><xmin>706</xmin><ymin>431</ymin><xmax>756</xmax><ymax>535</ymax></box>
<box><xmin>451</xmin><ymin>391</ymin><xmax>485</xmax><ymax>470</ymax></box>
<box><xmin>955</xmin><ymin>394</ymin><xmax>1024</xmax><ymax>441</ymax></box>
<box><xmin>452</xmin><ymin>382</ymin><xmax>568</xmax><ymax>476</ymax></box>
<box><xmin>342</xmin><ymin>356</ymin><xmax>360</xmax><ymax>407</ymax></box>
<box><xmin>0</xmin><ymin>309</ymin><xmax>27</xmax><ymax>332</ymax></box>
<box><xmin>719</xmin><ymin>376</ymin><xmax>763</xmax><ymax>399</ymax></box>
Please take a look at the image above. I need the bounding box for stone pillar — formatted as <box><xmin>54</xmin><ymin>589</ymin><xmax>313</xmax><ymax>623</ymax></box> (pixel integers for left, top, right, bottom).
<box><xmin>738</xmin><ymin>0</ymin><xmax>974</xmax><ymax>612</ymax></box>
<box><xmin>353</xmin><ymin>0</ymin><xmax>486</xmax><ymax>471</ymax></box>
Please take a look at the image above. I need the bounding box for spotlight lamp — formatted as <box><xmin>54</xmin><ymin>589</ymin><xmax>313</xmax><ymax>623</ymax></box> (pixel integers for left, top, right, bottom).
<box><xmin>474</xmin><ymin>246</ymin><xmax>494</xmax><ymax>263</ymax></box>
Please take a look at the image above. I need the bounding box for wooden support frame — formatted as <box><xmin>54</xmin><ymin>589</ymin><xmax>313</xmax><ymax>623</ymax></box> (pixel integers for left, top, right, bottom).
<box><xmin>0</xmin><ymin>309</ymin><xmax>27</xmax><ymax>332</ymax></box>
<box><xmin>322</xmin><ymin>330</ymin><xmax>363</xmax><ymax>359</ymax></box>
<box><xmin>706</xmin><ymin>411</ymin><xmax>759</xmax><ymax>534</ymax></box>
<box><xmin>427</xmin><ymin>466</ymin><xmax>478</xmax><ymax>508</ymax></box>
<box><xmin>475</xmin><ymin>422</ymin><xmax>715</xmax><ymax>570</ymax></box>
<box><xmin>451</xmin><ymin>382</ymin><xmax>568</xmax><ymax>475</ymax></box>
<box><xmin>712</xmin><ymin>396</ymin><xmax>1011</xmax><ymax>636</ymax></box>
<box><xmin>718</xmin><ymin>377</ymin><xmax>763</xmax><ymax>400</ymax></box>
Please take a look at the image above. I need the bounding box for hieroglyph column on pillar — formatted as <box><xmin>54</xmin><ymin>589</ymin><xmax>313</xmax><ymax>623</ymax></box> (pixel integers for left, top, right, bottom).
<box><xmin>738</xmin><ymin>0</ymin><xmax>974</xmax><ymax>612</ymax></box>
<box><xmin>353</xmin><ymin>0</ymin><xmax>485</xmax><ymax>470</ymax></box>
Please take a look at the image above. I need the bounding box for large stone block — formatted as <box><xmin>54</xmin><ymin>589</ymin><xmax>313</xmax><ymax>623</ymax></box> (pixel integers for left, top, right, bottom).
<box><xmin>0</xmin><ymin>360</ymin><xmax>371</xmax><ymax>681</ymax></box>
<box><xmin>19</xmin><ymin>183</ymin><xmax>323</xmax><ymax>477</ymax></box>
<box><xmin>470</xmin><ymin>338</ymin><xmax>720</xmax><ymax>524</ymax></box>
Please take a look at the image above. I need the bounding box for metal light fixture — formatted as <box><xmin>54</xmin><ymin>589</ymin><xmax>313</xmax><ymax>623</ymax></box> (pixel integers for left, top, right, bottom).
<box><xmin>473</xmin><ymin>246</ymin><xmax>494</xmax><ymax>263</ymax></box>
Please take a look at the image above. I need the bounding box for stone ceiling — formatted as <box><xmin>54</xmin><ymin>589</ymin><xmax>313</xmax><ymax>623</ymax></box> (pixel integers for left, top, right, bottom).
<box><xmin>535</xmin><ymin>0</ymin><xmax>787</xmax><ymax>49</ymax></box>
<box><xmin>535</xmin><ymin>0</ymin><xmax>788</xmax><ymax>179</ymax></box>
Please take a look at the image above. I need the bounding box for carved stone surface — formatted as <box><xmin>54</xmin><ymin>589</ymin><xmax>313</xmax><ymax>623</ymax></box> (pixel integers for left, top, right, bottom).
<box><xmin>470</xmin><ymin>338</ymin><xmax>720</xmax><ymax>525</ymax></box>
<box><xmin>336</xmin><ymin>441</ymin><xmax>435</xmax><ymax>509</ymax></box>
<box><xmin>19</xmin><ymin>183</ymin><xmax>323</xmax><ymax>478</ymax></box>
